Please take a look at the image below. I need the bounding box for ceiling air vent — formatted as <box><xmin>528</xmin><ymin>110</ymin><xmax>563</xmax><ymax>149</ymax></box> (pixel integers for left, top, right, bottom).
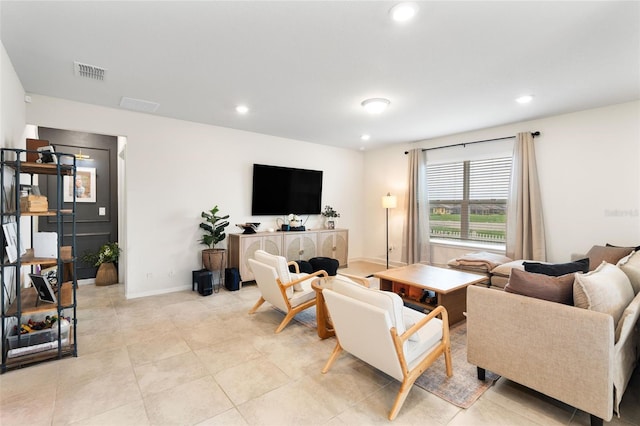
<box><xmin>73</xmin><ymin>61</ymin><xmax>106</xmax><ymax>80</ymax></box>
<box><xmin>119</xmin><ymin>97</ymin><xmax>160</xmax><ymax>113</ymax></box>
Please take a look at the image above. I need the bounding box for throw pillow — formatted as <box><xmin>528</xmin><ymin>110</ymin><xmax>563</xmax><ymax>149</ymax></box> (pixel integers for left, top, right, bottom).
<box><xmin>523</xmin><ymin>258</ymin><xmax>589</xmax><ymax>276</ymax></box>
<box><xmin>573</xmin><ymin>262</ymin><xmax>635</xmax><ymax>326</ymax></box>
<box><xmin>617</xmin><ymin>251</ymin><xmax>640</xmax><ymax>295</ymax></box>
<box><xmin>505</xmin><ymin>268</ymin><xmax>575</xmax><ymax>305</ymax></box>
<box><xmin>606</xmin><ymin>243</ymin><xmax>640</xmax><ymax>252</ymax></box>
<box><xmin>586</xmin><ymin>245</ymin><xmax>634</xmax><ymax>271</ymax></box>
<box><xmin>615</xmin><ymin>291</ymin><xmax>640</xmax><ymax>343</ymax></box>
<box><xmin>490</xmin><ymin>260</ymin><xmax>527</xmax><ymax>277</ymax></box>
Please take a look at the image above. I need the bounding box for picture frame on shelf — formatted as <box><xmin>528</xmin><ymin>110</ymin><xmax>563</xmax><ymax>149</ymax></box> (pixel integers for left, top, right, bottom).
<box><xmin>29</xmin><ymin>274</ymin><xmax>57</xmax><ymax>305</ymax></box>
<box><xmin>36</xmin><ymin>146</ymin><xmax>57</xmax><ymax>164</ymax></box>
<box><xmin>63</xmin><ymin>166</ymin><xmax>96</xmax><ymax>203</ymax></box>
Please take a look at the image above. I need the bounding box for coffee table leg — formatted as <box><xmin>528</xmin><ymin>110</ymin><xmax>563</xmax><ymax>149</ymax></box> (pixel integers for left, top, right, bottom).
<box><xmin>437</xmin><ymin>287</ymin><xmax>467</xmax><ymax>325</ymax></box>
<box><xmin>315</xmin><ymin>291</ymin><xmax>335</xmax><ymax>339</ymax></box>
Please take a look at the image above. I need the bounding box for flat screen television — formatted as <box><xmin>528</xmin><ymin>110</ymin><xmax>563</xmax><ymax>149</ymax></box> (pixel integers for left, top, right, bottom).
<box><xmin>251</xmin><ymin>164</ymin><xmax>323</xmax><ymax>216</ymax></box>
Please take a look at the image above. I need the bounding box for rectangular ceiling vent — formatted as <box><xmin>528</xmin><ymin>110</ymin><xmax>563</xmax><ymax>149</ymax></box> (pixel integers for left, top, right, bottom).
<box><xmin>119</xmin><ymin>97</ymin><xmax>160</xmax><ymax>113</ymax></box>
<box><xmin>73</xmin><ymin>61</ymin><xmax>106</xmax><ymax>80</ymax></box>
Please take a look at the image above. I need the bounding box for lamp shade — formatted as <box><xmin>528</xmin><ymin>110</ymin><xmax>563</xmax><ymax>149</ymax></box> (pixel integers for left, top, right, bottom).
<box><xmin>382</xmin><ymin>193</ymin><xmax>397</xmax><ymax>209</ymax></box>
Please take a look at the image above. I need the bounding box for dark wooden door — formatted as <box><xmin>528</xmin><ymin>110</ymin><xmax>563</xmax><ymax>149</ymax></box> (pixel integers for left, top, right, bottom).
<box><xmin>37</xmin><ymin>127</ymin><xmax>118</xmax><ymax>280</ymax></box>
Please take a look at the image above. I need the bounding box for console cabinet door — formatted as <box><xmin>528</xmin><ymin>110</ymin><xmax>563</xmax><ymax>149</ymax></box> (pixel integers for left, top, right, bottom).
<box><xmin>284</xmin><ymin>232</ymin><xmax>317</xmax><ymax>261</ymax></box>
<box><xmin>236</xmin><ymin>234</ymin><xmax>284</xmax><ymax>282</ymax></box>
<box><xmin>318</xmin><ymin>230</ymin><xmax>348</xmax><ymax>267</ymax></box>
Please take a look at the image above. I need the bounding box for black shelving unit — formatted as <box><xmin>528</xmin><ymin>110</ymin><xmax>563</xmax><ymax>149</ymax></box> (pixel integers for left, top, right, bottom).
<box><xmin>0</xmin><ymin>148</ymin><xmax>78</xmax><ymax>372</ymax></box>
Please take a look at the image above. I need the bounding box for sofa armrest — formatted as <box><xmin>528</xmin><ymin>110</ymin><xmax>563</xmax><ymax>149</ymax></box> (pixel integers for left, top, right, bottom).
<box><xmin>467</xmin><ymin>285</ymin><xmax>615</xmax><ymax>421</ymax></box>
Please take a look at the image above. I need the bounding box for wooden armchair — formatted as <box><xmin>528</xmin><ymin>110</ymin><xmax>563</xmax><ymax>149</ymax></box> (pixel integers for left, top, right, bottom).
<box><xmin>248</xmin><ymin>250</ymin><xmax>327</xmax><ymax>333</ymax></box>
<box><xmin>322</xmin><ymin>278</ymin><xmax>452</xmax><ymax>420</ymax></box>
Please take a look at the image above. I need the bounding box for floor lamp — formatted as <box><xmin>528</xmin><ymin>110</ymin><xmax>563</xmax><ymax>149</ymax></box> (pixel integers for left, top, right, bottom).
<box><xmin>382</xmin><ymin>192</ymin><xmax>397</xmax><ymax>269</ymax></box>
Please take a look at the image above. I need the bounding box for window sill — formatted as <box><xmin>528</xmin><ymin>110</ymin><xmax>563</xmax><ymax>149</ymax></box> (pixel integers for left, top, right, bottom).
<box><xmin>429</xmin><ymin>238</ymin><xmax>506</xmax><ymax>253</ymax></box>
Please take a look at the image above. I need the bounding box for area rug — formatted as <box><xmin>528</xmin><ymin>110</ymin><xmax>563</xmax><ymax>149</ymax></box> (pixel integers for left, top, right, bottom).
<box><xmin>414</xmin><ymin>321</ymin><xmax>500</xmax><ymax>408</ymax></box>
<box><xmin>283</xmin><ymin>308</ymin><xmax>500</xmax><ymax>409</ymax></box>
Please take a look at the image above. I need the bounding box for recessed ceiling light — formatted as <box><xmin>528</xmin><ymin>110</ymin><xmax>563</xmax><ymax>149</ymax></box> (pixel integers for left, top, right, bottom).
<box><xmin>235</xmin><ymin>105</ymin><xmax>249</xmax><ymax>114</ymax></box>
<box><xmin>361</xmin><ymin>98</ymin><xmax>390</xmax><ymax>114</ymax></box>
<box><xmin>515</xmin><ymin>95</ymin><xmax>534</xmax><ymax>104</ymax></box>
<box><xmin>389</xmin><ymin>3</ymin><xmax>418</xmax><ymax>22</ymax></box>
<box><xmin>361</xmin><ymin>134</ymin><xmax>371</xmax><ymax>141</ymax></box>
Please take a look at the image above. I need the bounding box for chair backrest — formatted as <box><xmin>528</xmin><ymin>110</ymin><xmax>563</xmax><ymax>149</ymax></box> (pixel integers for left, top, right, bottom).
<box><xmin>254</xmin><ymin>250</ymin><xmax>293</xmax><ymax>284</ymax></box>
<box><xmin>323</xmin><ymin>277</ymin><xmax>406</xmax><ymax>381</ymax></box>
<box><xmin>248</xmin><ymin>258</ymin><xmax>290</xmax><ymax>312</ymax></box>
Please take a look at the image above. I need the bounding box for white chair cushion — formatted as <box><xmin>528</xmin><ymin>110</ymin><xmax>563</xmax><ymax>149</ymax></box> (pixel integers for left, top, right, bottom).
<box><xmin>255</xmin><ymin>250</ymin><xmax>305</xmax><ymax>291</ymax></box>
<box><xmin>403</xmin><ymin>307</ymin><xmax>443</xmax><ymax>367</ymax></box>
<box><xmin>331</xmin><ymin>276</ymin><xmax>406</xmax><ymax>335</ymax></box>
<box><xmin>248</xmin><ymin>258</ymin><xmax>290</xmax><ymax>311</ymax></box>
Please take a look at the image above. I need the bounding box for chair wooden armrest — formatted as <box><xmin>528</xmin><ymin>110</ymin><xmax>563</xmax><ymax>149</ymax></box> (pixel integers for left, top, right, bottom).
<box><xmin>287</xmin><ymin>260</ymin><xmax>300</xmax><ymax>274</ymax></box>
<box><xmin>398</xmin><ymin>305</ymin><xmax>449</xmax><ymax>344</ymax></box>
<box><xmin>278</xmin><ymin>269</ymin><xmax>328</xmax><ymax>290</ymax></box>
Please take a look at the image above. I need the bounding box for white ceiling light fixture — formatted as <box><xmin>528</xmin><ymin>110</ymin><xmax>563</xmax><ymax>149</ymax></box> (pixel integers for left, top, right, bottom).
<box><xmin>515</xmin><ymin>95</ymin><xmax>534</xmax><ymax>104</ymax></box>
<box><xmin>361</xmin><ymin>134</ymin><xmax>371</xmax><ymax>141</ymax></box>
<box><xmin>235</xmin><ymin>105</ymin><xmax>250</xmax><ymax>114</ymax></box>
<box><xmin>361</xmin><ymin>98</ymin><xmax>390</xmax><ymax>114</ymax></box>
<box><xmin>389</xmin><ymin>2</ymin><xmax>419</xmax><ymax>22</ymax></box>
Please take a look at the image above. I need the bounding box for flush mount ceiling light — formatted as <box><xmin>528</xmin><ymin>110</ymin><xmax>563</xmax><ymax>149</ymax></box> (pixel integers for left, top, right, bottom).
<box><xmin>361</xmin><ymin>98</ymin><xmax>390</xmax><ymax>114</ymax></box>
<box><xmin>515</xmin><ymin>95</ymin><xmax>534</xmax><ymax>104</ymax></box>
<box><xmin>389</xmin><ymin>2</ymin><xmax>418</xmax><ymax>22</ymax></box>
<box><xmin>235</xmin><ymin>105</ymin><xmax>250</xmax><ymax>114</ymax></box>
<box><xmin>361</xmin><ymin>134</ymin><xmax>371</xmax><ymax>141</ymax></box>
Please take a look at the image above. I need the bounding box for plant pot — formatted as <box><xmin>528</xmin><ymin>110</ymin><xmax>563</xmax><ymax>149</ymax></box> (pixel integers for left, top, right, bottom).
<box><xmin>202</xmin><ymin>248</ymin><xmax>226</xmax><ymax>272</ymax></box>
<box><xmin>95</xmin><ymin>262</ymin><xmax>118</xmax><ymax>286</ymax></box>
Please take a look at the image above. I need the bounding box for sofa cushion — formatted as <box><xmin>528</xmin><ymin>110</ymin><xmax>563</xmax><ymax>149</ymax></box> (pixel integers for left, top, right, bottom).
<box><xmin>617</xmin><ymin>251</ymin><xmax>640</xmax><ymax>295</ymax></box>
<box><xmin>523</xmin><ymin>258</ymin><xmax>589</xmax><ymax>277</ymax></box>
<box><xmin>573</xmin><ymin>262</ymin><xmax>635</xmax><ymax>326</ymax></box>
<box><xmin>614</xmin><ymin>290</ymin><xmax>640</xmax><ymax>343</ymax></box>
<box><xmin>490</xmin><ymin>260</ymin><xmax>528</xmax><ymax>277</ymax></box>
<box><xmin>586</xmin><ymin>245</ymin><xmax>634</xmax><ymax>271</ymax></box>
<box><xmin>505</xmin><ymin>268</ymin><xmax>575</xmax><ymax>305</ymax></box>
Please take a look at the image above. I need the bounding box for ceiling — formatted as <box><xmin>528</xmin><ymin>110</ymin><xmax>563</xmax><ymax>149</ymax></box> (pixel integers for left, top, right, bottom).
<box><xmin>2</xmin><ymin>1</ymin><xmax>639</xmax><ymax>151</ymax></box>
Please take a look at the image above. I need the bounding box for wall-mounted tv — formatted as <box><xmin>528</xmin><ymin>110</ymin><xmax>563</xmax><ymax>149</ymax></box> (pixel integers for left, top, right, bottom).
<box><xmin>251</xmin><ymin>164</ymin><xmax>323</xmax><ymax>216</ymax></box>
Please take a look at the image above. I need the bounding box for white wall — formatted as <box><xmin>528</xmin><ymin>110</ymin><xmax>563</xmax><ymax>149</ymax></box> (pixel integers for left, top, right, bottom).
<box><xmin>364</xmin><ymin>101</ymin><xmax>640</xmax><ymax>265</ymax></box>
<box><xmin>26</xmin><ymin>95</ymin><xmax>365</xmax><ymax>298</ymax></box>
<box><xmin>0</xmin><ymin>41</ymin><xmax>25</xmax><ymax>149</ymax></box>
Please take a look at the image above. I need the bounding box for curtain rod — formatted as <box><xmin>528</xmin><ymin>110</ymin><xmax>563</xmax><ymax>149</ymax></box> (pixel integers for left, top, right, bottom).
<box><xmin>404</xmin><ymin>131</ymin><xmax>540</xmax><ymax>154</ymax></box>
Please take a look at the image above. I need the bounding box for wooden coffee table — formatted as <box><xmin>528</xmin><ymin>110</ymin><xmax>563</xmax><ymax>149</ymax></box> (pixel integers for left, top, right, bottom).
<box><xmin>374</xmin><ymin>264</ymin><xmax>487</xmax><ymax>325</ymax></box>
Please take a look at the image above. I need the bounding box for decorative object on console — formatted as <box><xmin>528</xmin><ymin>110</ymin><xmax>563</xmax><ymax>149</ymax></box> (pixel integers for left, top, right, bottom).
<box><xmin>321</xmin><ymin>205</ymin><xmax>340</xmax><ymax>229</ymax></box>
<box><xmin>288</xmin><ymin>213</ymin><xmax>302</xmax><ymax>228</ymax></box>
<box><xmin>236</xmin><ymin>222</ymin><xmax>260</xmax><ymax>234</ymax></box>
<box><xmin>199</xmin><ymin>205</ymin><xmax>229</xmax><ymax>273</ymax></box>
<box><xmin>381</xmin><ymin>193</ymin><xmax>397</xmax><ymax>269</ymax></box>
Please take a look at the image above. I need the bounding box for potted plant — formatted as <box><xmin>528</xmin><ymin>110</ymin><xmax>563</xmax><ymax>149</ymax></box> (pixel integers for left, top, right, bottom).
<box><xmin>82</xmin><ymin>241</ymin><xmax>121</xmax><ymax>286</ymax></box>
<box><xmin>199</xmin><ymin>205</ymin><xmax>230</xmax><ymax>272</ymax></box>
<box><xmin>321</xmin><ymin>205</ymin><xmax>340</xmax><ymax>229</ymax></box>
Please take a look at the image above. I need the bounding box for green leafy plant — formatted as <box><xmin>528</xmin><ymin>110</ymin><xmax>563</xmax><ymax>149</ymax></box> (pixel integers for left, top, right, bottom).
<box><xmin>321</xmin><ymin>205</ymin><xmax>341</xmax><ymax>218</ymax></box>
<box><xmin>199</xmin><ymin>205</ymin><xmax>230</xmax><ymax>248</ymax></box>
<box><xmin>82</xmin><ymin>241</ymin><xmax>121</xmax><ymax>267</ymax></box>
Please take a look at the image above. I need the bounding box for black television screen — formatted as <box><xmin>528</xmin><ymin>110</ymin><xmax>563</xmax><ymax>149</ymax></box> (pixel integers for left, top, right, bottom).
<box><xmin>252</xmin><ymin>164</ymin><xmax>323</xmax><ymax>215</ymax></box>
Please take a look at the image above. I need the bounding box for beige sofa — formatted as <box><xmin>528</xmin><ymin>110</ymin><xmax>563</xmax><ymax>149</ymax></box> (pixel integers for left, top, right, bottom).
<box><xmin>467</xmin><ymin>257</ymin><xmax>640</xmax><ymax>425</ymax></box>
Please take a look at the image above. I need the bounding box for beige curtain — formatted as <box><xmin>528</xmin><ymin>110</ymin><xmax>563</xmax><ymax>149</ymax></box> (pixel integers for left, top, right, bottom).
<box><xmin>403</xmin><ymin>149</ymin><xmax>430</xmax><ymax>264</ymax></box>
<box><xmin>506</xmin><ymin>132</ymin><xmax>546</xmax><ymax>261</ymax></box>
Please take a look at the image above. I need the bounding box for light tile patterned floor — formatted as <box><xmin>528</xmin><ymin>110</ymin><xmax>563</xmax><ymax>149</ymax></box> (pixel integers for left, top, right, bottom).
<box><xmin>1</xmin><ymin>281</ymin><xmax>638</xmax><ymax>425</ymax></box>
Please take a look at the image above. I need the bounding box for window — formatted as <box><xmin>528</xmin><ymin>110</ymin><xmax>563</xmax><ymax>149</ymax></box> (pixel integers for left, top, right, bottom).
<box><xmin>427</xmin><ymin>157</ymin><xmax>512</xmax><ymax>245</ymax></box>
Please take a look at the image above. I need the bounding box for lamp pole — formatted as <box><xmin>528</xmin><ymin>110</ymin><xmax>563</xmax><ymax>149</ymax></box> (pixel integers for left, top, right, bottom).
<box><xmin>386</xmin><ymin>206</ymin><xmax>390</xmax><ymax>269</ymax></box>
<box><xmin>382</xmin><ymin>192</ymin><xmax>397</xmax><ymax>270</ymax></box>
